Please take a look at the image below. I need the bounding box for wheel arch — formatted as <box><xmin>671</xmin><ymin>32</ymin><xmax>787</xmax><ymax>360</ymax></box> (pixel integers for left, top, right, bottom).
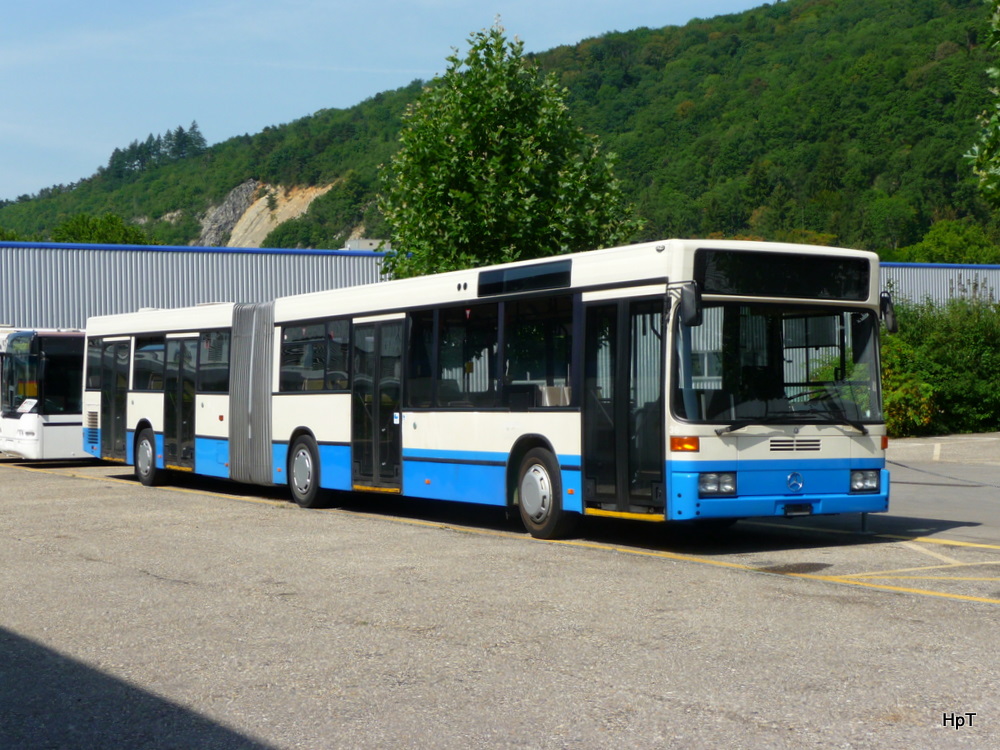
<box><xmin>505</xmin><ymin>433</ymin><xmax>558</xmax><ymax>508</ymax></box>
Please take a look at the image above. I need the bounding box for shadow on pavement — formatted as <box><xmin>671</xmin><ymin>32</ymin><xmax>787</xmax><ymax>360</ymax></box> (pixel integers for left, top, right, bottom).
<box><xmin>0</xmin><ymin>628</ymin><xmax>274</xmax><ymax>750</ymax></box>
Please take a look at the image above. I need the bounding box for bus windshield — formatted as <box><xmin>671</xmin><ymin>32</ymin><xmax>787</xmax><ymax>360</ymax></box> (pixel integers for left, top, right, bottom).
<box><xmin>673</xmin><ymin>303</ymin><xmax>882</xmax><ymax>431</ymax></box>
<box><xmin>1</xmin><ymin>335</ymin><xmax>84</xmax><ymax>417</ymax></box>
<box><xmin>1</xmin><ymin>348</ymin><xmax>38</xmax><ymax>415</ymax></box>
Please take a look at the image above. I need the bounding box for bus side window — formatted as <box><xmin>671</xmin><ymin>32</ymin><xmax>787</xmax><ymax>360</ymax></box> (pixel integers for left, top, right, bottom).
<box><xmin>325</xmin><ymin>319</ymin><xmax>350</xmax><ymax>391</ymax></box>
<box><xmin>199</xmin><ymin>331</ymin><xmax>231</xmax><ymax>393</ymax></box>
<box><xmin>406</xmin><ymin>310</ymin><xmax>436</xmax><ymax>407</ymax></box>
<box><xmin>133</xmin><ymin>336</ymin><xmax>165</xmax><ymax>391</ymax></box>
<box><xmin>86</xmin><ymin>338</ymin><xmax>103</xmax><ymax>389</ymax></box>
<box><xmin>437</xmin><ymin>304</ymin><xmax>498</xmax><ymax>408</ymax></box>
<box><xmin>504</xmin><ymin>295</ymin><xmax>573</xmax><ymax>409</ymax></box>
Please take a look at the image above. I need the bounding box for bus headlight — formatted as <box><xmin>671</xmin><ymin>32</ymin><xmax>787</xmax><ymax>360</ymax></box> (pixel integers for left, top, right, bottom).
<box><xmin>699</xmin><ymin>472</ymin><xmax>737</xmax><ymax>496</ymax></box>
<box><xmin>850</xmin><ymin>470</ymin><xmax>880</xmax><ymax>493</ymax></box>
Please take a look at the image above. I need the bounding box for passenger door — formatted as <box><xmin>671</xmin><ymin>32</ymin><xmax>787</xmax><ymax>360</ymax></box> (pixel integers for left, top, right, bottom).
<box><xmin>100</xmin><ymin>340</ymin><xmax>131</xmax><ymax>461</ymax></box>
<box><xmin>351</xmin><ymin>321</ymin><xmax>403</xmax><ymax>492</ymax></box>
<box><xmin>582</xmin><ymin>299</ymin><xmax>665</xmax><ymax>512</ymax></box>
<box><xmin>163</xmin><ymin>338</ymin><xmax>198</xmax><ymax>471</ymax></box>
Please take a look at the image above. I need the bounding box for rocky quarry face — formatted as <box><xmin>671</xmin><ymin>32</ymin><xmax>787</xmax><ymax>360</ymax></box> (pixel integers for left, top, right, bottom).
<box><xmin>196</xmin><ymin>179</ymin><xmax>333</xmax><ymax>248</ymax></box>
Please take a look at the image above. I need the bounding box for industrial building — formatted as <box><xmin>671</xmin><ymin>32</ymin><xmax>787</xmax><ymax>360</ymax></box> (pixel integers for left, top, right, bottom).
<box><xmin>881</xmin><ymin>262</ymin><xmax>1000</xmax><ymax>305</ymax></box>
<box><xmin>0</xmin><ymin>241</ymin><xmax>385</xmax><ymax>328</ymax></box>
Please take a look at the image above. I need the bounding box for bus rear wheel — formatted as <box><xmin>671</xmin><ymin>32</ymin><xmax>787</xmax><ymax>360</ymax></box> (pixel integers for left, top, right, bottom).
<box><xmin>135</xmin><ymin>428</ymin><xmax>163</xmax><ymax>487</ymax></box>
<box><xmin>517</xmin><ymin>448</ymin><xmax>578</xmax><ymax>540</ymax></box>
<box><xmin>289</xmin><ymin>435</ymin><xmax>326</xmax><ymax>508</ymax></box>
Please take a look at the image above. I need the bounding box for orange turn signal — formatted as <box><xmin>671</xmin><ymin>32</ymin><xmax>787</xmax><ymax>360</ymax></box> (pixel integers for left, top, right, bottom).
<box><xmin>670</xmin><ymin>436</ymin><xmax>700</xmax><ymax>452</ymax></box>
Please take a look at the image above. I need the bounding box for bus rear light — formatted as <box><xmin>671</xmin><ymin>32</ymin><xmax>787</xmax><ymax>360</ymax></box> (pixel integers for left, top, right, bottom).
<box><xmin>881</xmin><ymin>435</ymin><xmax>889</xmax><ymax>451</ymax></box>
<box><xmin>671</xmin><ymin>436</ymin><xmax>700</xmax><ymax>452</ymax></box>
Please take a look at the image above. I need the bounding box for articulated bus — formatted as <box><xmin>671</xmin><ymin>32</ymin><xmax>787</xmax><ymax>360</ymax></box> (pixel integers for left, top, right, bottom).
<box><xmin>0</xmin><ymin>327</ymin><xmax>86</xmax><ymax>459</ymax></box>
<box><xmin>82</xmin><ymin>239</ymin><xmax>894</xmax><ymax>538</ymax></box>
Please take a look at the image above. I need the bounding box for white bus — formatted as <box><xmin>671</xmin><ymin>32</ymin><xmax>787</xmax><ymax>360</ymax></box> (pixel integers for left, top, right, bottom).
<box><xmin>82</xmin><ymin>239</ymin><xmax>894</xmax><ymax>538</ymax></box>
<box><xmin>0</xmin><ymin>328</ymin><xmax>87</xmax><ymax>459</ymax></box>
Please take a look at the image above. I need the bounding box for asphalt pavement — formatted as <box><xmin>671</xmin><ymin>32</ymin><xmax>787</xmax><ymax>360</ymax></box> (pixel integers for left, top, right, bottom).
<box><xmin>2</xmin><ymin>435</ymin><xmax>1000</xmax><ymax>748</ymax></box>
<box><xmin>888</xmin><ymin>432</ymin><xmax>1000</xmax><ymax>465</ymax></box>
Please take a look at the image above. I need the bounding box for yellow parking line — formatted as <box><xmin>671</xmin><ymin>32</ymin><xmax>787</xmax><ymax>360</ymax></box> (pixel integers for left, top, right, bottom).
<box><xmin>843</xmin><ymin>576</ymin><xmax>1000</xmax><ymax>582</ymax></box>
<box><xmin>745</xmin><ymin>520</ymin><xmax>1000</xmax><ymax>551</ymax></box>
<box><xmin>786</xmin><ymin>573</ymin><xmax>1000</xmax><ymax>605</ymax></box>
<box><xmin>844</xmin><ymin>561</ymin><xmax>1000</xmax><ymax>578</ymax></box>
<box><xmin>900</xmin><ymin>540</ymin><xmax>962</xmax><ymax>564</ymax></box>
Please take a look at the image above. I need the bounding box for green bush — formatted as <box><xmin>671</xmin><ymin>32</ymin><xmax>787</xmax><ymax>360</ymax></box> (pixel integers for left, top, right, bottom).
<box><xmin>881</xmin><ymin>297</ymin><xmax>1000</xmax><ymax>436</ymax></box>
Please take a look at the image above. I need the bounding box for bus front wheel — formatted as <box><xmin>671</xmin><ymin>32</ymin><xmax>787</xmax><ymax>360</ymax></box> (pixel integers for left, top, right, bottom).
<box><xmin>289</xmin><ymin>435</ymin><xmax>326</xmax><ymax>508</ymax></box>
<box><xmin>135</xmin><ymin>428</ymin><xmax>163</xmax><ymax>487</ymax></box>
<box><xmin>517</xmin><ymin>448</ymin><xmax>578</xmax><ymax>540</ymax></box>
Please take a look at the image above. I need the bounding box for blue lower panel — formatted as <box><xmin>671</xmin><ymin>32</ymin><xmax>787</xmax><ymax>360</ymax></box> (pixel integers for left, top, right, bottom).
<box><xmin>401</xmin><ymin>450</ymin><xmax>583</xmax><ymax>511</ymax></box>
<box><xmin>403</xmin><ymin>459</ymin><xmax>583</xmax><ymax>513</ymax></box>
<box><xmin>668</xmin><ymin>468</ymin><xmax>890</xmax><ymax>520</ymax></box>
<box><xmin>84</xmin><ymin>429</ymin><xmax>101</xmax><ymax>458</ymax></box>
<box><xmin>195</xmin><ymin>436</ymin><xmax>231</xmax><ymax>479</ymax></box>
<box><xmin>403</xmin><ymin>459</ymin><xmax>507</xmax><ymax>506</ymax></box>
<box><xmin>270</xmin><ymin>442</ymin><xmax>352</xmax><ymax>491</ymax></box>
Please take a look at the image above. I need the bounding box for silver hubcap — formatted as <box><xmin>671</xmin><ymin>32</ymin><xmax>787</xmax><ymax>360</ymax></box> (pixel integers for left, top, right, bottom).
<box><xmin>520</xmin><ymin>463</ymin><xmax>551</xmax><ymax>522</ymax></box>
<box><xmin>292</xmin><ymin>448</ymin><xmax>313</xmax><ymax>494</ymax></box>
<box><xmin>137</xmin><ymin>438</ymin><xmax>154</xmax><ymax>476</ymax></box>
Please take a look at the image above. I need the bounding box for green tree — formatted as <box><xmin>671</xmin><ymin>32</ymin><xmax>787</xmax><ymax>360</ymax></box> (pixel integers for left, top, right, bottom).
<box><xmin>863</xmin><ymin>192</ymin><xmax>917</xmax><ymax>252</ymax></box>
<box><xmin>379</xmin><ymin>21</ymin><xmax>642</xmax><ymax>278</ymax></box>
<box><xmin>897</xmin><ymin>219</ymin><xmax>1000</xmax><ymax>264</ymax></box>
<box><xmin>51</xmin><ymin>213</ymin><xmax>150</xmax><ymax>245</ymax></box>
<box><xmin>968</xmin><ymin>1</ymin><xmax>1000</xmax><ymax>209</ymax></box>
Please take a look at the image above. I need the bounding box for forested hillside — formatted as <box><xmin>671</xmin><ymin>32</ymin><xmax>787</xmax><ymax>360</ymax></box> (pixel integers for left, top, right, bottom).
<box><xmin>0</xmin><ymin>0</ymin><xmax>993</xmax><ymax>255</ymax></box>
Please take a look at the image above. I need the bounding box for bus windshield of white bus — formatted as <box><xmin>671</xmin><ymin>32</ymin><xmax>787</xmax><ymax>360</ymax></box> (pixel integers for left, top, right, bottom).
<box><xmin>673</xmin><ymin>304</ymin><xmax>882</xmax><ymax>433</ymax></box>
<box><xmin>1</xmin><ymin>335</ymin><xmax>84</xmax><ymax>417</ymax></box>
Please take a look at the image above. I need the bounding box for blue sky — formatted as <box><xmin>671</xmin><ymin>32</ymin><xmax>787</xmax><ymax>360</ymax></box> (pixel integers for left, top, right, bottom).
<box><xmin>1</xmin><ymin>0</ymin><xmax>764</xmax><ymax>201</ymax></box>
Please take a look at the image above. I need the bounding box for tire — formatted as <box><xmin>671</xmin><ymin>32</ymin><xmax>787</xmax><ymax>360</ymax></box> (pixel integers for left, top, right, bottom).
<box><xmin>516</xmin><ymin>448</ymin><xmax>578</xmax><ymax>539</ymax></box>
<box><xmin>134</xmin><ymin>428</ymin><xmax>163</xmax><ymax>487</ymax></box>
<box><xmin>288</xmin><ymin>435</ymin><xmax>326</xmax><ymax>508</ymax></box>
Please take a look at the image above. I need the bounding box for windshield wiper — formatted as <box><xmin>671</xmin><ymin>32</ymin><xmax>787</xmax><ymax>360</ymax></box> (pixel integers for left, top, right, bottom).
<box><xmin>715</xmin><ymin>412</ymin><xmax>869</xmax><ymax>436</ymax></box>
<box><xmin>715</xmin><ymin>414</ymin><xmax>797</xmax><ymax>436</ymax></box>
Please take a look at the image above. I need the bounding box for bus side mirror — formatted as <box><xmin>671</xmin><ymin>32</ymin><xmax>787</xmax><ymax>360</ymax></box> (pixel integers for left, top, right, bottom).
<box><xmin>880</xmin><ymin>291</ymin><xmax>898</xmax><ymax>334</ymax></box>
<box><xmin>680</xmin><ymin>282</ymin><xmax>703</xmax><ymax>327</ymax></box>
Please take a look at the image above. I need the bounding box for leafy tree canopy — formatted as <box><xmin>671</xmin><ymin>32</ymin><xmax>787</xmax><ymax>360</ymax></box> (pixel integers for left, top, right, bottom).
<box><xmin>896</xmin><ymin>218</ymin><xmax>1000</xmax><ymax>263</ymax></box>
<box><xmin>51</xmin><ymin>214</ymin><xmax>150</xmax><ymax>245</ymax></box>
<box><xmin>378</xmin><ymin>21</ymin><xmax>643</xmax><ymax>278</ymax></box>
<box><xmin>968</xmin><ymin>0</ymin><xmax>1000</xmax><ymax>209</ymax></box>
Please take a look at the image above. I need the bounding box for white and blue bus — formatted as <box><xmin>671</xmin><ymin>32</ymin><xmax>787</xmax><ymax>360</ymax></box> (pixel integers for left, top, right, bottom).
<box><xmin>82</xmin><ymin>239</ymin><xmax>894</xmax><ymax>538</ymax></box>
<box><xmin>1</xmin><ymin>327</ymin><xmax>87</xmax><ymax>459</ymax></box>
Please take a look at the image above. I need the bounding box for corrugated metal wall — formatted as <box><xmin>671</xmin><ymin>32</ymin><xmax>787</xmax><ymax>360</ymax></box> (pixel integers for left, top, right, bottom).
<box><xmin>881</xmin><ymin>262</ymin><xmax>1000</xmax><ymax>305</ymax></box>
<box><xmin>0</xmin><ymin>242</ymin><xmax>385</xmax><ymax>328</ymax></box>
